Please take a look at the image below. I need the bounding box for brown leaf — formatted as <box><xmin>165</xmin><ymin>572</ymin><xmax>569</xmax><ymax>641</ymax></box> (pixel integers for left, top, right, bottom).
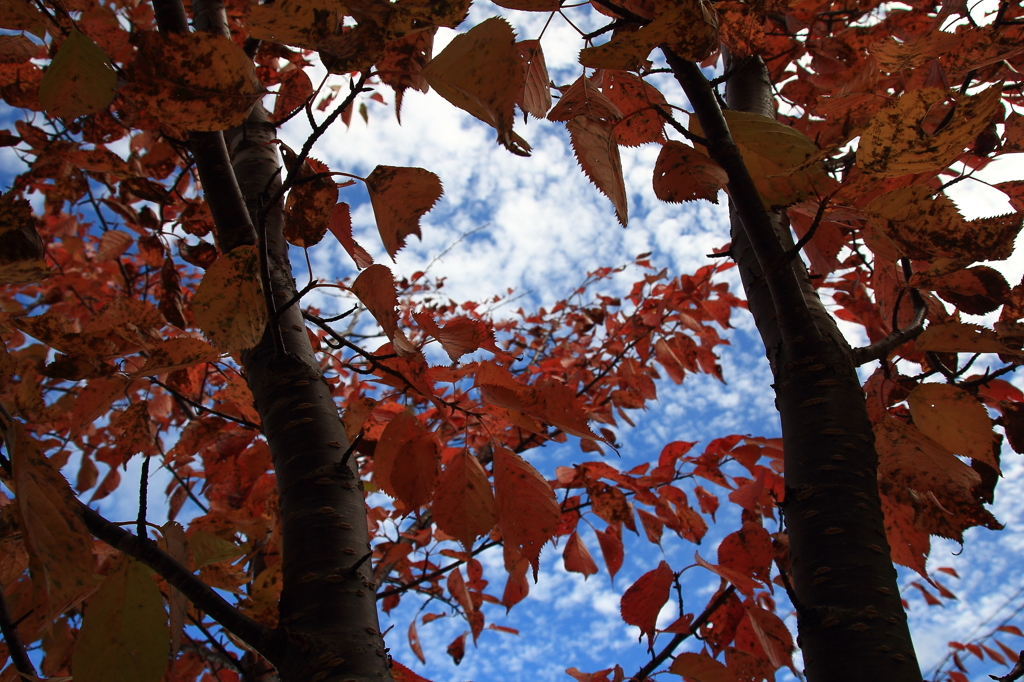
<box><xmin>548</xmin><ymin>76</ymin><xmax>622</xmax><ymax>123</ymax></box>
<box><xmin>516</xmin><ymin>40</ymin><xmax>551</xmax><ymax>119</ymax></box>
<box><xmin>493</xmin><ymin>446</ymin><xmax>559</xmax><ymax>571</ymax></box>
<box><xmin>915</xmin><ymin>322</ymin><xmax>1022</xmax><ymax>356</ymax></box>
<box><xmin>653</xmin><ymin>141</ymin><xmax>728</xmax><ymax>203</ymax></box>
<box><xmin>191</xmin><ymin>244</ymin><xmax>268</xmax><ymax>353</ymax></box>
<box><xmin>38</xmin><ymin>28</ymin><xmax>116</xmax><ymax>120</ymax></box>
<box><xmin>875</xmin><ymin>416</ymin><xmax>980</xmax><ymax>498</ymax></box>
<box><xmin>568</xmin><ymin>116</ymin><xmax>627</xmax><ymax>226</ymax></box>
<box><xmin>422</xmin><ymin>17</ymin><xmax>529</xmax><ymax>155</ymax></box>
<box><xmin>669</xmin><ymin>652</ymin><xmax>739</xmax><ymax>682</ymax></box>
<box><xmin>366</xmin><ymin>165</ymin><xmax>443</xmax><ymax>260</ymax></box>
<box><xmin>11</xmin><ymin>423</ymin><xmax>99</xmax><ymax>621</ymax></box>
<box><xmin>285</xmin><ymin>158</ymin><xmax>338</xmax><ymax>247</ymax></box>
<box><xmin>272</xmin><ymin>67</ymin><xmax>313</xmax><ymax>124</ymax></box>
<box><xmin>908</xmin><ymin>383</ymin><xmax>996</xmax><ymax>469</ymax></box>
<box><xmin>328</xmin><ymin>202</ymin><xmax>374</xmax><ymax>269</ymax></box>
<box><xmin>598</xmin><ymin>70</ymin><xmax>666</xmax><ymax>146</ymax></box>
<box><xmin>374</xmin><ymin>411</ymin><xmax>440</xmax><ymax>510</ymax></box>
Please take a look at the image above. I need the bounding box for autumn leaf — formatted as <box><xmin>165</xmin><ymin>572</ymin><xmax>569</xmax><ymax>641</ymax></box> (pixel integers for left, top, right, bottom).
<box><xmin>352</xmin><ymin>264</ymin><xmax>416</xmax><ymax>354</ymax></box>
<box><xmin>422</xmin><ymin>17</ymin><xmax>530</xmax><ymax>155</ymax></box>
<box><xmin>493</xmin><ymin>446</ymin><xmax>559</xmax><ymax>571</ymax></box>
<box><xmin>548</xmin><ymin>76</ymin><xmax>622</xmax><ymax>123</ymax></box>
<box><xmin>563</xmin><ymin>530</ymin><xmax>599</xmax><ymax>578</ymax></box>
<box><xmin>374</xmin><ymin>410</ymin><xmax>441</xmax><ymax>510</ymax></box>
<box><xmin>10</xmin><ymin>423</ymin><xmax>99</xmax><ymax>621</ymax></box>
<box><xmin>908</xmin><ymin>383</ymin><xmax>995</xmax><ymax>469</ymax></box>
<box><xmin>717</xmin><ymin>523</ymin><xmax>773</xmax><ymax>587</ymax></box>
<box><xmin>191</xmin><ymin>244</ymin><xmax>268</xmax><ymax>353</ymax></box>
<box><xmin>517</xmin><ymin>40</ymin><xmax>552</xmax><ymax>119</ymax></box>
<box><xmin>568</xmin><ymin>116</ymin><xmax>628</xmax><ymax>225</ymax></box>
<box><xmin>130</xmin><ymin>337</ymin><xmax>220</xmax><ymax>377</ymax></box>
<box><xmin>881</xmin><ymin>491</ymin><xmax>931</xmax><ymax>578</ymax></box>
<box><xmin>599</xmin><ymin>69</ymin><xmax>667</xmax><ymax>146</ymax></box>
<box><xmin>120</xmin><ymin>32</ymin><xmax>263</xmax><ymax>131</ymax></box>
<box><xmin>875</xmin><ymin>416</ymin><xmax>980</xmax><ymax>500</ymax></box>
<box><xmin>579</xmin><ymin>0</ymin><xmax>718</xmax><ymax>70</ymax></box>
<box><xmin>858</xmin><ymin>86</ymin><xmax>1003</xmax><ymax>176</ymax></box>
<box><xmin>654</xmin><ymin>141</ymin><xmax>728</xmax><ymax>203</ymax></box>
<box><xmin>620</xmin><ymin>560</ymin><xmax>673</xmax><ymax>641</ymax></box>
<box><xmin>669</xmin><ymin>652</ymin><xmax>739</xmax><ymax>682</ymax></box>
<box><xmin>433</xmin><ymin>449</ymin><xmax>497</xmax><ymax>548</ymax></box>
<box><xmin>246</xmin><ymin>0</ymin><xmax>347</xmax><ymax>51</ymax></box>
<box><xmin>284</xmin><ymin>158</ymin><xmax>338</xmax><ymax>247</ymax></box>
<box><xmin>595</xmin><ymin>523</ymin><xmax>624</xmax><ymax>579</ymax></box>
<box><xmin>915</xmin><ymin>322</ymin><xmax>1021</xmax><ymax>355</ymax></box>
<box><xmin>39</xmin><ymin>28</ymin><xmax>116</xmax><ymax>120</ymax></box>
<box><xmin>745</xmin><ymin>605</ymin><xmax>796</xmax><ymax>671</ymax></box>
<box><xmin>327</xmin><ymin>202</ymin><xmax>373</xmax><ymax>269</ymax></box>
<box><xmin>694</xmin><ymin>551</ymin><xmax>760</xmax><ymax>596</ymax></box>
<box><xmin>190</xmin><ymin>530</ymin><xmax>246</xmax><ymax>569</ymax></box>
<box><xmin>366</xmin><ymin>165</ymin><xmax>443</xmax><ymax>260</ymax></box>
<box><xmin>71</xmin><ymin>559</ymin><xmax>169</xmax><ymax>682</ymax></box>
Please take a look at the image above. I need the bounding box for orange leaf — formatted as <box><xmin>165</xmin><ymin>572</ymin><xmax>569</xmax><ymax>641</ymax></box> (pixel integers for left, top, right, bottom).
<box><xmin>563</xmin><ymin>530</ymin><xmax>598</xmax><ymax>578</ymax></box>
<box><xmin>598</xmin><ymin>70</ymin><xmax>667</xmax><ymax>146</ymax></box>
<box><xmin>391</xmin><ymin>660</ymin><xmax>434</xmax><ymax>682</ymax></box>
<box><xmin>908</xmin><ymin>383</ymin><xmax>996</xmax><ymax>469</ymax></box>
<box><xmin>373</xmin><ymin>411</ymin><xmax>440</xmax><ymax>510</ymax></box>
<box><xmin>433</xmin><ymin>449</ymin><xmax>497</xmax><ymax>548</ymax></box>
<box><xmin>653</xmin><ymin>141</ymin><xmax>728</xmax><ymax>203</ymax></box>
<box><xmin>880</xmin><ymin>491</ymin><xmax>930</xmax><ymax>579</ymax></box>
<box><xmin>548</xmin><ymin>76</ymin><xmax>622</xmax><ymax>123</ymax></box>
<box><xmin>493</xmin><ymin>446</ymin><xmax>559</xmax><ymax>571</ymax></box>
<box><xmin>366</xmin><ymin>165</ymin><xmax>443</xmax><ymax>260</ymax></box>
<box><xmin>327</xmin><ymin>202</ymin><xmax>373</xmax><ymax>270</ymax></box>
<box><xmin>619</xmin><ymin>560</ymin><xmax>673</xmax><ymax>640</ymax></box>
<box><xmin>352</xmin><ymin>264</ymin><xmax>415</xmax><ymax>354</ymax></box>
<box><xmin>568</xmin><ymin>115</ymin><xmax>627</xmax><ymax>226</ymax></box>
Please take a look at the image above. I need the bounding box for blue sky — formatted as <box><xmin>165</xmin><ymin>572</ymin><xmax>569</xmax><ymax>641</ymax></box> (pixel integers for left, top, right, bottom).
<box><xmin>3</xmin><ymin>1</ymin><xmax>1024</xmax><ymax>680</ymax></box>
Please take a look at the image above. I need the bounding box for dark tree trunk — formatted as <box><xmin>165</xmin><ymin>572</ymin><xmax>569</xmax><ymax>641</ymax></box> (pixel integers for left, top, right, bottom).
<box><xmin>666</xmin><ymin>49</ymin><xmax>924</xmax><ymax>682</ymax></box>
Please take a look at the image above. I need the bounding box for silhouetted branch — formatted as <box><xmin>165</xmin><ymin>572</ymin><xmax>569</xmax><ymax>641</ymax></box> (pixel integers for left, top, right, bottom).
<box><xmin>79</xmin><ymin>504</ymin><xmax>275</xmax><ymax>659</ymax></box>
<box><xmin>630</xmin><ymin>584</ymin><xmax>737</xmax><ymax>681</ymax></box>
<box><xmin>850</xmin><ymin>300</ymin><xmax>927</xmax><ymax>366</ymax></box>
<box><xmin>0</xmin><ymin>585</ymin><xmax>38</xmax><ymax>680</ymax></box>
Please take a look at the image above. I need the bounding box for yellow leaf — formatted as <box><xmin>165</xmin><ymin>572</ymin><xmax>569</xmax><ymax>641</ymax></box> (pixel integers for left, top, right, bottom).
<box><xmin>10</xmin><ymin>424</ymin><xmax>99</xmax><ymax>621</ymax></box>
<box><xmin>71</xmin><ymin>559</ymin><xmax>169</xmax><ymax>682</ymax></box>
<box><xmin>908</xmin><ymin>383</ymin><xmax>996</xmax><ymax>470</ymax></box>
<box><xmin>579</xmin><ymin>0</ymin><xmax>718</xmax><ymax>70</ymax></box>
<box><xmin>120</xmin><ymin>32</ymin><xmax>263</xmax><ymax>132</ymax></box>
<box><xmin>422</xmin><ymin>17</ymin><xmax>530</xmax><ymax>155</ymax></box>
<box><xmin>857</xmin><ymin>85</ymin><xmax>1003</xmax><ymax>177</ymax></box>
<box><xmin>366</xmin><ymin>165</ymin><xmax>443</xmax><ymax>260</ymax></box>
<box><xmin>568</xmin><ymin>116</ymin><xmax>628</xmax><ymax>226</ymax></box>
<box><xmin>190</xmin><ymin>530</ymin><xmax>246</xmax><ymax>569</ymax></box>
<box><xmin>39</xmin><ymin>29</ymin><xmax>116</xmax><ymax>120</ymax></box>
<box><xmin>191</xmin><ymin>245</ymin><xmax>267</xmax><ymax>353</ymax></box>
<box><xmin>915</xmin><ymin>322</ymin><xmax>1022</xmax><ymax>356</ymax></box>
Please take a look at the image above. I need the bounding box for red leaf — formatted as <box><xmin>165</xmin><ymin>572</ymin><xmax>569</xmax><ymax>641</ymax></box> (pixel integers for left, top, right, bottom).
<box><xmin>718</xmin><ymin>523</ymin><xmax>774</xmax><ymax>587</ymax></box>
<box><xmin>595</xmin><ymin>523</ymin><xmax>623</xmax><ymax>579</ymax></box>
<box><xmin>637</xmin><ymin>508</ymin><xmax>664</xmax><ymax>544</ymax></box>
<box><xmin>390</xmin><ymin>661</ymin><xmax>433</xmax><ymax>682</ymax></box>
<box><xmin>373</xmin><ymin>411</ymin><xmax>440</xmax><ymax>510</ymax></box>
<box><xmin>563</xmin><ymin>530</ymin><xmax>598</xmax><ymax>578</ymax></box>
<box><xmin>432</xmin><ymin>450</ymin><xmax>497</xmax><ymax>549</ymax></box>
<box><xmin>694</xmin><ymin>551</ymin><xmax>760</xmax><ymax>597</ymax></box>
<box><xmin>668</xmin><ymin>652</ymin><xmax>739</xmax><ymax>682</ymax></box>
<box><xmin>493</xmin><ymin>446</ymin><xmax>560</xmax><ymax>571</ymax></box>
<box><xmin>352</xmin><ymin>264</ymin><xmax>415</xmax><ymax>354</ymax></box>
<box><xmin>653</xmin><ymin>141</ymin><xmax>728</xmax><ymax>203</ymax></box>
<box><xmin>620</xmin><ymin>560</ymin><xmax>673</xmax><ymax>641</ymax></box>
<box><xmin>745</xmin><ymin>605</ymin><xmax>796</xmax><ymax>671</ymax></box>
<box><xmin>408</xmin><ymin>620</ymin><xmax>425</xmax><ymax>664</ymax></box>
<box><xmin>447</xmin><ymin>632</ymin><xmax>467</xmax><ymax>665</ymax></box>
<box><xmin>327</xmin><ymin>202</ymin><xmax>373</xmax><ymax>270</ymax></box>
<box><xmin>516</xmin><ymin>40</ymin><xmax>551</xmax><ymax>119</ymax></box>
<box><xmin>598</xmin><ymin>69</ymin><xmax>667</xmax><ymax>146</ymax></box>
<box><xmin>501</xmin><ymin>546</ymin><xmax>530</xmax><ymax>610</ymax></box>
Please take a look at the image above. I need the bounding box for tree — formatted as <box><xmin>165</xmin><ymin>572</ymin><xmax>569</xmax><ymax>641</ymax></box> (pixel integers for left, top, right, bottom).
<box><xmin>0</xmin><ymin>0</ymin><xmax>1022</xmax><ymax>679</ymax></box>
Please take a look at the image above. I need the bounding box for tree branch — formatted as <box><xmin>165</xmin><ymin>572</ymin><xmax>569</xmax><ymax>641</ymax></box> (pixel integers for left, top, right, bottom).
<box><xmin>661</xmin><ymin>49</ymin><xmax>817</xmax><ymax>348</ymax></box>
<box><xmin>629</xmin><ymin>584</ymin><xmax>737</xmax><ymax>681</ymax></box>
<box><xmin>0</xmin><ymin>583</ymin><xmax>38</xmax><ymax>680</ymax></box>
<box><xmin>850</xmin><ymin>298</ymin><xmax>927</xmax><ymax>366</ymax></box>
<box><xmin>78</xmin><ymin>504</ymin><xmax>276</xmax><ymax>659</ymax></box>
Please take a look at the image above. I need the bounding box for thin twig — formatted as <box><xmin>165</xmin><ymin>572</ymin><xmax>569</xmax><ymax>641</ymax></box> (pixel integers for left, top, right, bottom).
<box><xmin>0</xmin><ymin>585</ymin><xmax>38</xmax><ymax>680</ymax></box>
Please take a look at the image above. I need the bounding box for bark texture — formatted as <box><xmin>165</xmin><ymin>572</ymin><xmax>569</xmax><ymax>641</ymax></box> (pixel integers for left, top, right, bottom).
<box><xmin>667</xmin><ymin>50</ymin><xmax>924</xmax><ymax>682</ymax></box>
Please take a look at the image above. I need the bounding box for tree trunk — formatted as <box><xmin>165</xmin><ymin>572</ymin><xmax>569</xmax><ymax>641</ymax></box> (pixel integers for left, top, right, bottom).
<box><xmin>158</xmin><ymin>0</ymin><xmax>393</xmax><ymax>678</ymax></box>
<box><xmin>669</xmin><ymin>51</ymin><xmax>923</xmax><ymax>682</ymax></box>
